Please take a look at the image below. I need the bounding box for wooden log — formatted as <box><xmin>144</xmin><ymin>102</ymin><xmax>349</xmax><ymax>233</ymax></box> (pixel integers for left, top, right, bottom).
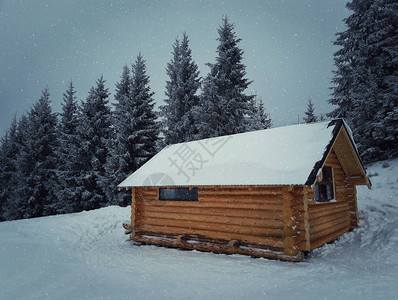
<box><xmin>197</xmin><ymin>185</ymin><xmax>284</xmax><ymax>191</ymax></box>
<box><xmin>350</xmin><ymin>219</ymin><xmax>358</xmax><ymax>227</ymax></box>
<box><xmin>199</xmin><ymin>190</ymin><xmax>283</xmax><ymax>196</ymax></box>
<box><xmin>139</xmin><ymin>211</ymin><xmax>284</xmax><ymax>228</ymax></box>
<box><xmin>199</xmin><ymin>194</ymin><xmax>283</xmax><ymax>203</ymax></box>
<box><xmin>310</xmin><ymin>215</ymin><xmax>350</xmax><ymax>235</ymax></box>
<box><xmin>141</xmin><ymin>190</ymin><xmax>158</xmax><ymax>196</ymax></box>
<box><xmin>137</xmin><ymin>230</ymin><xmax>285</xmax><ymax>252</ymax></box>
<box><xmin>142</xmin><ymin>200</ymin><xmax>283</xmax><ymax>211</ymax></box>
<box><xmin>132</xmin><ymin>235</ymin><xmax>302</xmax><ymax>262</ymax></box>
<box><xmin>140</xmin><ymin>217</ymin><xmax>284</xmax><ymax>237</ymax></box>
<box><xmin>138</xmin><ymin>224</ymin><xmax>283</xmax><ymax>249</ymax></box>
<box><xmin>123</xmin><ymin>223</ymin><xmax>133</xmax><ymax>234</ymax></box>
<box><xmin>282</xmin><ymin>187</ymin><xmax>299</xmax><ymax>256</ymax></box>
<box><xmin>131</xmin><ymin>188</ymin><xmax>137</xmax><ymax>228</ymax></box>
<box><xmin>229</xmin><ymin>240</ymin><xmax>239</xmax><ymax>247</ymax></box>
<box><xmin>310</xmin><ymin>218</ymin><xmax>350</xmax><ymax>241</ymax></box>
<box><xmin>308</xmin><ymin>205</ymin><xmax>349</xmax><ymax>220</ymax></box>
<box><xmin>176</xmin><ymin>235</ymin><xmax>187</xmax><ymax>243</ymax></box>
<box><xmin>308</xmin><ymin>201</ymin><xmax>348</xmax><ymax>213</ymax></box>
<box><xmin>141</xmin><ymin>205</ymin><xmax>282</xmax><ymax>220</ymax></box>
<box><xmin>297</xmin><ymin>187</ymin><xmax>311</xmax><ymax>251</ymax></box>
<box><xmin>310</xmin><ymin>224</ymin><xmax>350</xmax><ymax>250</ymax></box>
<box><xmin>309</xmin><ymin>210</ymin><xmax>349</xmax><ymax>227</ymax></box>
<box><xmin>346</xmin><ymin>177</ymin><xmax>368</xmax><ymax>185</ymax></box>
<box><xmin>283</xmin><ymin>246</ymin><xmax>299</xmax><ymax>256</ymax></box>
<box><xmin>284</xmin><ymin>236</ymin><xmax>298</xmax><ymax>248</ymax></box>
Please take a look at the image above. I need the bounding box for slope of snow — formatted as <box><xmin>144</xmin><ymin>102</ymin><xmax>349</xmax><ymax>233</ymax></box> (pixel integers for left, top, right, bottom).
<box><xmin>119</xmin><ymin>120</ymin><xmax>337</xmax><ymax>187</ymax></box>
<box><xmin>1</xmin><ymin>159</ymin><xmax>397</xmax><ymax>299</ymax></box>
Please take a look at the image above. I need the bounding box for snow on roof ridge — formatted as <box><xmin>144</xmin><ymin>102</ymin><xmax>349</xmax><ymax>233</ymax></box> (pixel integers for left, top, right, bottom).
<box><xmin>167</xmin><ymin>119</ymin><xmax>334</xmax><ymax>147</ymax></box>
<box><xmin>118</xmin><ymin>119</ymin><xmax>341</xmax><ymax>187</ymax></box>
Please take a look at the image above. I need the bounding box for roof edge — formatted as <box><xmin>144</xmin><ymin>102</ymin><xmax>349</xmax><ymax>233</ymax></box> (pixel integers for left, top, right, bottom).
<box><xmin>304</xmin><ymin>119</ymin><xmax>344</xmax><ymax>186</ymax></box>
<box><xmin>305</xmin><ymin>118</ymin><xmax>370</xmax><ymax>186</ymax></box>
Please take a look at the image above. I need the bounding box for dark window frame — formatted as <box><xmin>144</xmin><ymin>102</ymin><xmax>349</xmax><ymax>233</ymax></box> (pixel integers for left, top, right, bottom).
<box><xmin>315</xmin><ymin>166</ymin><xmax>334</xmax><ymax>202</ymax></box>
<box><xmin>159</xmin><ymin>187</ymin><xmax>198</xmax><ymax>201</ymax></box>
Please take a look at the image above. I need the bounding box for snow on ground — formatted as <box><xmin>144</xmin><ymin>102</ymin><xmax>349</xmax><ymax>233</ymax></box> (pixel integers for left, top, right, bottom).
<box><xmin>1</xmin><ymin>159</ymin><xmax>397</xmax><ymax>299</ymax></box>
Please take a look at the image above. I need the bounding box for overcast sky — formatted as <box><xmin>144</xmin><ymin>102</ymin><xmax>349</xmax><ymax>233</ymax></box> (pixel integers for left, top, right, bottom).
<box><xmin>0</xmin><ymin>0</ymin><xmax>349</xmax><ymax>136</ymax></box>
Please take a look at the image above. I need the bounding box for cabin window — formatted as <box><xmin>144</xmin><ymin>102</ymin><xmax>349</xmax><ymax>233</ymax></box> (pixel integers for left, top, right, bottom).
<box><xmin>315</xmin><ymin>166</ymin><xmax>334</xmax><ymax>202</ymax></box>
<box><xmin>159</xmin><ymin>188</ymin><xmax>198</xmax><ymax>201</ymax></box>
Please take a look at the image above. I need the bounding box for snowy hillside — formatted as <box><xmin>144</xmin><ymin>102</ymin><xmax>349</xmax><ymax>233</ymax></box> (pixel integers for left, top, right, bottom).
<box><xmin>0</xmin><ymin>159</ymin><xmax>397</xmax><ymax>299</ymax></box>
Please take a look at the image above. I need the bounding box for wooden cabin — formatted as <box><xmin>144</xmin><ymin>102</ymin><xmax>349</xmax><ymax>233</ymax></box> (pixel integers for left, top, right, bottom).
<box><xmin>119</xmin><ymin>119</ymin><xmax>371</xmax><ymax>262</ymax></box>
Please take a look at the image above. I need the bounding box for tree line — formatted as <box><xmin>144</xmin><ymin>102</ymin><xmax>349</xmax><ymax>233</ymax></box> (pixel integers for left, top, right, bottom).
<box><xmin>1</xmin><ymin>1</ymin><xmax>397</xmax><ymax>221</ymax></box>
<box><xmin>0</xmin><ymin>17</ymin><xmax>272</xmax><ymax>221</ymax></box>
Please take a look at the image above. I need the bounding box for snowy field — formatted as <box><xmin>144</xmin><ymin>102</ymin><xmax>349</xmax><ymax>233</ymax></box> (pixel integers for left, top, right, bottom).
<box><xmin>1</xmin><ymin>159</ymin><xmax>397</xmax><ymax>299</ymax></box>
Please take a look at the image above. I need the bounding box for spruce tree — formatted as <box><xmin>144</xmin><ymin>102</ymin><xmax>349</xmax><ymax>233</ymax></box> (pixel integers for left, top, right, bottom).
<box><xmin>197</xmin><ymin>16</ymin><xmax>255</xmax><ymax>139</ymax></box>
<box><xmin>303</xmin><ymin>98</ymin><xmax>318</xmax><ymax>123</ymax></box>
<box><xmin>257</xmin><ymin>99</ymin><xmax>272</xmax><ymax>129</ymax></box>
<box><xmin>101</xmin><ymin>65</ymin><xmax>133</xmax><ymax>206</ymax></box>
<box><xmin>102</xmin><ymin>55</ymin><xmax>159</xmax><ymax>206</ymax></box>
<box><xmin>329</xmin><ymin>0</ymin><xmax>398</xmax><ymax>162</ymax></box>
<box><xmin>77</xmin><ymin>76</ymin><xmax>112</xmax><ymax>210</ymax></box>
<box><xmin>128</xmin><ymin>54</ymin><xmax>159</xmax><ymax>168</ymax></box>
<box><xmin>53</xmin><ymin>82</ymin><xmax>81</xmax><ymax>214</ymax></box>
<box><xmin>246</xmin><ymin>97</ymin><xmax>272</xmax><ymax>131</ymax></box>
<box><xmin>14</xmin><ymin>88</ymin><xmax>58</xmax><ymax>218</ymax></box>
<box><xmin>7</xmin><ymin>114</ymin><xmax>30</xmax><ymax>220</ymax></box>
<box><xmin>161</xmin><ymin>33</ymin><xmax>200</xmax><ymax>144</ymax></box>
<box><xmin>0</xmin><ymin>117</ymin><xmax>18</xmax><ymax>220</ymax></box>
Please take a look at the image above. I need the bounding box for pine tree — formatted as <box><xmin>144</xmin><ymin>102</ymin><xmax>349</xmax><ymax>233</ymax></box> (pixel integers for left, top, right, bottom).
<box><xmin>303</xmin><ymin>98</ymin><xmax>318</xmax><ymax>123</ymax></box>
<box><xmin>6</xmin><ymin>114</ymin><xmax>30</xmax><ymax>220</ymax></box>
<box><xmin>329</xmin><ymin>0</ymin><xmax>398</xmax><ymax>162</ymax></box>
<box><xmin>246</xmin><ymin>96</ymin><xmax>261</xmax><ymax>131</ymax></box>
<box><xmin>129</xmin><ymin>54</ymin><xmax>159</xmax><ymax>167</ymax></box>
<box><xmin>197</xmin><ymin>16</ymin><xmax>255</xmax><ymax>139</ymax></box>
<box><xmin>0</xmin><ymin>117</ymin><xmax>18</xmax><ymax>220</ymax></box>
<box><xmin>77</xmin><ymin>76</ymin><xmax>112</xmax><ymax>211</ymax></box>
<box><xmin>101</xmin><ymin>65</ymin><xmax>133</xmax><ymax>206</ymax></box>
<box><xmin>53</xmin><ymin>82</ymin><xmax>81</xmax><ymax>214</ymax></box>
<box><xmin>14</xmin><ymin>88</ymin><xmax>58</xmax><ymax>218</ymax></box>
<box><xmin>257</xmin><ymin>99</ymin><xmax>272</xmax><ymax>129</ymax></box>
<box><xmin>161</xmin><ymin>33</ymin><xmax>201</xmax><ymax>144</ymax></box>
<box><xmin>246</xmin><ymin>97</ymin><xmax>272</xmax><ymax>131</ymax></box>
<box><xmin>101</xmin><ymin>55</ymin><xmax>159</xmax><ymax>206</ymax></box>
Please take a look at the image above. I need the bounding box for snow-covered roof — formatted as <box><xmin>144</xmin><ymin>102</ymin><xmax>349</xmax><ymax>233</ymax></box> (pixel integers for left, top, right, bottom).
<box><xmin>118</xmin><ymin>119</ymin><xmax>358</xmax><ymax>187</ymax></box>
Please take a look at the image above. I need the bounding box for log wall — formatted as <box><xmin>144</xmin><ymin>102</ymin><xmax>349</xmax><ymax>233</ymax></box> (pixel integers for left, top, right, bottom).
<box><xmin>132</xmin><ymin>186</ymin><xmax>285</xmax><ymax>252</ymax></box>
<box><xmin>307</xmin><ymin>150</ymin><xmax>354</xmax><ymax>250</ymax></box>
<box><xmin>126</xmin><ymin>150</ymin><xmax>359</xmax><ymax>257</ymax></box>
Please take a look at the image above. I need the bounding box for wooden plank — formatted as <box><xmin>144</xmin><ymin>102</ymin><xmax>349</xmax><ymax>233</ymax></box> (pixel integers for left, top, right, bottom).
<box><xmin>139</xmin><ymin>211</ymin><xmax>284</xmax><ymax>228</ymax></box>
<box><xmin>132</xmin><ymin>235</ymin><xmax>302</xmax><ymax>262</ymax></box>
<box><xmin>140</xmin><ymin>216</ymin><xmax>284</xmax><ymax>237</ymax></box>
<box><xmin>138</xmin><ymin>224</ymin><xmax>283</xmax><ymax>249</ymax></box>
